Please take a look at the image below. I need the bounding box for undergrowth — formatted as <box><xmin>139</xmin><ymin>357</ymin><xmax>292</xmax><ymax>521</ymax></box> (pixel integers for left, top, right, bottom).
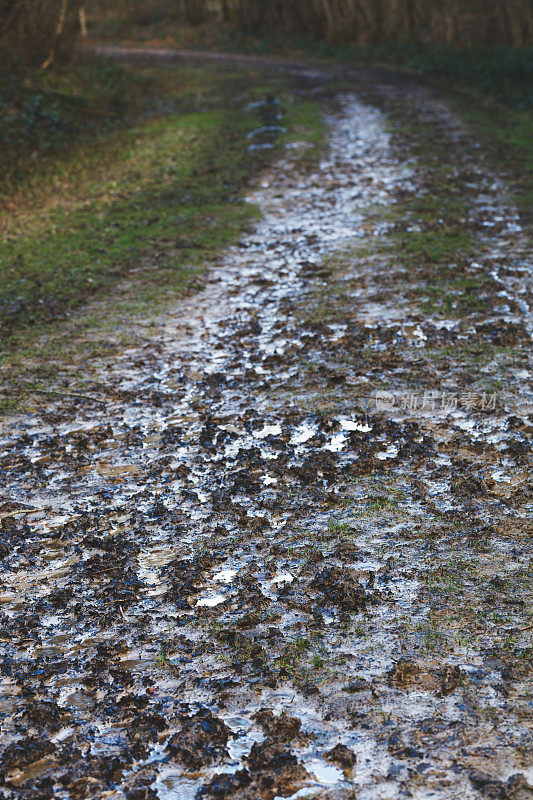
<box><xmin>0</xmin><ymin>54</ymin><xmax>153</xmax><ymax>190</ymax></box>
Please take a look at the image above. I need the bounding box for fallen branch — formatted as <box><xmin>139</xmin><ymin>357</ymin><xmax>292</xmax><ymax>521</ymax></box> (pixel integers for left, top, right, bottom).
<box><xmin>20</xmin><ymin>384</ymin><xmax>106</xmax><ymax>405</ymax></box>
<box><xmin>0</xmin><ymin>508</ymin><xmax>39</xmax><ymax>519</ymax></box>
<box><xmin>0</xmin><ymin>497</ymin><xmax>48</xmax><ymax>512</ymax></box>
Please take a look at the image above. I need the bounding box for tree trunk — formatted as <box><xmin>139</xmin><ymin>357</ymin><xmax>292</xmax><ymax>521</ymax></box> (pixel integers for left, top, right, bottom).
<box><xmin>42</xmin><ymin>0</ymin><xmax>70</xmax><ymax>68</ymax></box>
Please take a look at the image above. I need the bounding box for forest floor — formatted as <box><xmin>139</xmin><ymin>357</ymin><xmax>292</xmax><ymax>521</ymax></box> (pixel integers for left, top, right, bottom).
<box><xmin>0</xmin><ymin>49</ymin><xmax>531</xmax><ymax>800</ymax></box>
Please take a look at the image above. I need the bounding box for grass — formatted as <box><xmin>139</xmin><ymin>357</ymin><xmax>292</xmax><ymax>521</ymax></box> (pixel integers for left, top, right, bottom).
<box><xmin>392</xmin><ymin>229</ymin><xmax>474</xmax><ymax>265</ymax></box>
<box><xmin>0</xmin><ymin>55</ymin><xmax>324</xmax><ymax>414</ymax></box>
<box><xmin>1</xmin><ymin>110</ymin><xmax>255</xmax><ymax>334</ymax></box>
<box><xmin>385</xmin><ymin>226</ymin><xmax>493</xmax><ymax>316</ymax></box>
<box><xmin>445</xmin><ymin>96</ymin><xmax>533</xmax><ymax>216</ymax></box>
<box><xmin>301</xmin><ymin>224</ymin><xmax>487</xmax><ymax>324</ymax></box>
<box><xmin>0</xmin><ymin>55</ymin><xmax>153</xmax><ymax>190</ymax></box>
<box><xmin>365</xmin><ymin>43</ymin><xmax>533</xmax><ymax>106</ymax></box>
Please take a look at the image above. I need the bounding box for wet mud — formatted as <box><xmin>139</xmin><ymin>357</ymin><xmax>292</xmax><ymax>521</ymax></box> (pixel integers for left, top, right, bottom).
<box><xmin>0</xmin><ymin>63</ymin><xmax>532</xmax><ymax>800</ymax></box>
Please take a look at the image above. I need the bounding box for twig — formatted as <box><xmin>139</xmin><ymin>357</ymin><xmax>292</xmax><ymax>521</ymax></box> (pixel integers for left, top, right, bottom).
<box><xmin>83</xmin><ymin>567</ymin><xmax>124</xmax><ymax>577</ymax></box>
<box><xmin>0</xmin><ymin>509</ymin><xmax>38</xmax><ymax>519</ymax></box>
<box><xmin>20</xmin><ymin>384</ymin><xmax>106</xmax><ymax>405</ymax></box>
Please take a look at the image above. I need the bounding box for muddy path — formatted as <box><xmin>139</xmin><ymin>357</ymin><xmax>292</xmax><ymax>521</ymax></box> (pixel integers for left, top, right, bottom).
<box><xmin>0</xmin><ymin>53</ymin><xmax>532</xmax><ymax>800</ymax></box>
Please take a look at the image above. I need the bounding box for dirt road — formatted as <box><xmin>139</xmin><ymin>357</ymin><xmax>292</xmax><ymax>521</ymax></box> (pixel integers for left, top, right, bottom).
<box><xmin>0</xmin><ymin>50</ymin><xmax>531</xmax><ymax>800</ymax></box>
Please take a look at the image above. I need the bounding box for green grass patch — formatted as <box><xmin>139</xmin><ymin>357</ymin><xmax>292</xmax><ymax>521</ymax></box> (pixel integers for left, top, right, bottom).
<box><xmin>392</xmin><ymin>229</ymin><xmax>474</xmax><ymax>265</ymax></box>
<box><xmin>0</xmin><ymin>108</ymin><xmax>254</xmax><ymax>339</ymax></box>
<box><xmin>371</xmin><ymin>43</ymin><xmax>533</xmax><ymax>106</ymax></box>
<box><xmin>400</xmin><ymin>192</ymin><xmax>470</xmax><ymax>222</ymax></box>
<box><xmin>414</xmin><ymin>276</ymin><xmax>492</xmax><ymax>316</ymax></box>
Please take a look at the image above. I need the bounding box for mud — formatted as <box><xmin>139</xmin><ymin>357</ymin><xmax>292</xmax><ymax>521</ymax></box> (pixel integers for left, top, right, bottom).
<box><xmin>0</xmin><ymin>59</ymin><xmax>532</xmax><ymax>800</ymax></box>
